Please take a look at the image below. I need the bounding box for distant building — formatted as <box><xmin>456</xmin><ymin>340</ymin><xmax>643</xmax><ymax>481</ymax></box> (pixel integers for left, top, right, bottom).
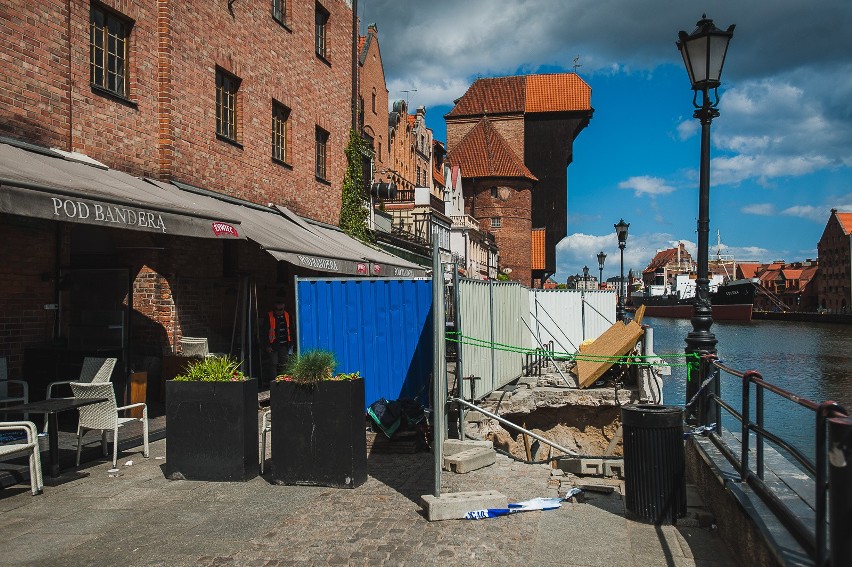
<box><xmin>817</xmin><ymin>208</ymin><xmax>852</xmax><ymax>313</ymax></box>
<box><xmin>752</xmin><ymin>260</ymin><xmax>819</xmax><ymax>312</ymax></box>
<box><xmin>640</xmin><ymin>243</ymin><xmax>695</xmax><ymax>289</ymax></box>
<box><xmin>445</xmin><ymin>73</ymin><xmax>593</xmax><ymax>287</ymax></box>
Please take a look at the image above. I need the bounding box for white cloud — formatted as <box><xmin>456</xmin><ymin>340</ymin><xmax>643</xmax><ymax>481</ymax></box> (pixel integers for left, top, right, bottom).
<box><xmin>780</xmin><ymin>205</ymin><xmax>827</xmax><ymax>223</ymax></box>
<box><xmin>618</xmin><ymin>176</ymin><xmax>676</xmax><ymax>196</ymax></box>
<box><xmin>676</xmin><ymin>120</ymin><xmax>698</xmax><ymax>141</ymax></box>
<box><xmin>741</xmin><ymin>203</ymin><xmax>775</xmax><ymax>216</ymax></box>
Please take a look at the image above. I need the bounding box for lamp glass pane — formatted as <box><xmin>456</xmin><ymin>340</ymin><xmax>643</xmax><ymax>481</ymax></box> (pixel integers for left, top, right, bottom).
<box><xmin>679</xmin><ymin>46</ymin><xmax>696</xmax><ymax>86</ymax></box>
<box><xmin>707</xmin><ymin>34</ymin><xmax>730</xmax><ymax>82</ymax></box>
<box><xmin>686</xmin><ymin>35</ymin><xmax>708</xmax><ymax>83</ymax></box>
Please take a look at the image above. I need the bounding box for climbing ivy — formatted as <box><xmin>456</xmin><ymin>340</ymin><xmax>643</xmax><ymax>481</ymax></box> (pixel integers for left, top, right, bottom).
<box><xmin>339</xmin><ymin>129</ymin><xmax>372</xmax><ymax>243</ymax></box>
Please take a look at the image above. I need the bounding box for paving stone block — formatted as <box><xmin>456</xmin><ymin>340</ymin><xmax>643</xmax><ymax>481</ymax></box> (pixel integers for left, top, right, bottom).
<box><xmin>557</xmin><ymin>457</ymin><xmax>624</xmax><ymax>478</ymax></box>
<box><xmin>420</xmin><ymin>490</ymin><xmax>507</xmax><ymax>521</ymax></box>
<box><xmin>442</xmin><ymin>438</ymin><xmax>493</xmax><ymax>457</ymax></box>
<box><xmin>442</xmin><ymin>447</ymin><xmax>496</xmax><ymax>473</ymax></box>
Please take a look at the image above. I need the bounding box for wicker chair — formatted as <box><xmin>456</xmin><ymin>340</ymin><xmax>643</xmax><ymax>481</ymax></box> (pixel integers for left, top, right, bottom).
<box><xmin>44</xmin><ymin>357</ymin><xmax>117</xmax><ymax>432</ymax></box>
<box><xmin>70</xmin><ymin>382</ymin><xmax>148</xmax><ymax>468</ymax></box>
<box><xmin>0</xmin><ymin>420</ymin><xmax>43</xmax><ymax>495</ymax></box>
<box><xmin>260</xmin><ymin>409</ymin><xmax>272</xmax><ymax>474</ymax></box>
<box><xmin>0</xmin><ymin>357</ymin><xmax>29</xmax><ymax>410</ymax></box>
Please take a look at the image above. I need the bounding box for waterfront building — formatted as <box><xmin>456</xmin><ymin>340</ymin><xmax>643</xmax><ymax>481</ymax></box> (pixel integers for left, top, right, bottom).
<box><xmin>817</xmin><ymin>208</ymin><xmax>852</xmax><ymax>313</ymax></box>
<box><xmin>0</xmin><ymin>1</ymin><xmax>425</xmax><ymax>387</ymax></box>
<box><xmin>445</xmin><ymin>74</ymin><xmax>594</xmax><ymax>287</ymax></box>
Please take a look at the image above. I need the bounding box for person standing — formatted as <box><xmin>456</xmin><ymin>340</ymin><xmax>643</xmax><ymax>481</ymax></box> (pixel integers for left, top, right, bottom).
<box><xmin>266</xmin><ymin>301</ymin><xmax>292</xmax><ymax>380</ymax></box>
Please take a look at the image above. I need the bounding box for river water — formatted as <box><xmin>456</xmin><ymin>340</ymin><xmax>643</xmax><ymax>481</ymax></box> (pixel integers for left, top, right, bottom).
<box><xmin>647</xmin><ymin>316</ymin><xmax>852</xmax><ymax>459</ymax></box>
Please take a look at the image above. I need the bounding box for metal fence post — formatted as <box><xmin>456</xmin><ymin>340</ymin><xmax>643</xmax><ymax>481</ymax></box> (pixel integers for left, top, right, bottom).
<box><xmin>489</xmin><ymin>278</ymin><xmax>495</xmax><ymax>396</ymax></box>
<box><xmin>829</xmin><ymin>416</ymin><xmax>852</xmax><ymax>567</ymax></box>
<box><xmin>453</xmin><ymin>263</ymin><xmax>464</xmax><ymax>440</ymax></box>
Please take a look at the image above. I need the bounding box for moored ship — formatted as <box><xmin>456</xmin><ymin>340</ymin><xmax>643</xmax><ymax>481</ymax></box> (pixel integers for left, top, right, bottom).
<box><xmin>630</xmin><ymin>275</ymin><xmax>757</xmax><ymax>321</ymax></box>
<box><xmin>630</xmin><ymin>240</ymin><xmax>757</xmax><ymax>321</ymax></box>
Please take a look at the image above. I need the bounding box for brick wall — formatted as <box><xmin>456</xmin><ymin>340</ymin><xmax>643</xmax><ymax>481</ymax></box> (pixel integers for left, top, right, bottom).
<box><xmin>464</xmin><ymin>179</ymin><xmax>533</xmax><ymax>285</ymax></box>
<box><xmin>359</xmin><ymin>24</ymin><xmax>389</xmax><ymax>179</ymax></box>
<box><xmin>0</xmin><ymin>219</ymin><xmax>61</xmax><ymax>378</ymax></box>
<box><xmin>0</xmin><ymin>0</ymin><xmax>71</xmax><ymax>148</ymax></box>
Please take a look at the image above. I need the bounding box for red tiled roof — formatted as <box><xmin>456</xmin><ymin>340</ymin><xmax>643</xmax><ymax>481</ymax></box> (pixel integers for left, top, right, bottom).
<box><xmin>446</xmin><ymin>117</ymin><xmax>537</xmax><ymax>181</ymax></box>
<box><xmin>406</xmin><ymin>114</ymin><xmax>416</xmax><ymax>127</ymax></box>
<box><xmin>433</xmin><ymin>164</ymin><xmax>445</xmax><ymax>187</ymax></box>
<box><xmin>525</xmin><ymin>74</ymin><xmax>592</xmax><ymax>113</ymax></box>
<box><xmin>837</xmin><ymin>212</ymin><xmax>852</xmax><ymax>234</ymax></box>
<box><xmin>642</xmin><ymin>244</ymin><xmax>693</xmax><ymax>275</ymax></box>
<box><xmin>358</xmin><ymin>35</ymin><xmax>366</xmax><ymax>54</ymax></box>
<box><xmin>531</xmin><ymin>228</ymin><xmax>546</xmax><ymax>270</ymax></box>
<box><xmin>737</xmin><ymin>263</ymin><xmax>760</xmax><ymax>279</ymax></box>
<box><xmin>446</xmin><ymin>73</ymin><xmax>592</xmax><ymax>118</ymax></box>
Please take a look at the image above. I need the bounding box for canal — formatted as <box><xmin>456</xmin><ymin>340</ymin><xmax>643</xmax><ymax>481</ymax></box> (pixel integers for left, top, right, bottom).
<box><xmin>648</xmin><ymin>316</ymin><xmax>852</xmax><ymax>459</ymax></box>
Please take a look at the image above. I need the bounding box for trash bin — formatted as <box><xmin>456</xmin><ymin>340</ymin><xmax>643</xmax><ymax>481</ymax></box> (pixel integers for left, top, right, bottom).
<box><xmin>621</xmin><ymin>404</ymin><xmax>686</xmax><ymax>524</ymax></box>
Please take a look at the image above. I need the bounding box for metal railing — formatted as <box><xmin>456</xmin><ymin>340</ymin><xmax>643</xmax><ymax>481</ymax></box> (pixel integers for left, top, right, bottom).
<box><xmin>524</xmin><ymin>341</ymin><xmax>554</xmax><ymax>377</ymax></box>
<box><xmin>692</xmin><ymin>354</ymin><xmax>850</xmax><ymax>566</ymax></box>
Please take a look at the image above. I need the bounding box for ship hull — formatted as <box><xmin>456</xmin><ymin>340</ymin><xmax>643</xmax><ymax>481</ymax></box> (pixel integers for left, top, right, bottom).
<box><xmin>631</xmin><ymin>281</ymin><xmax>755</xmax><ymax>322</ymax></box>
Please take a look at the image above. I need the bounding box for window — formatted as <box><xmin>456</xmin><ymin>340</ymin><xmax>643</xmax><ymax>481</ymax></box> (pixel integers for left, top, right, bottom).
<box><xmin>315</xmin><ymin>3</ymin><xmax>329</xmax><ymax>60</ymax></box>
<box><xmin>416</xmin><ymin>166</ymin><xmax>421</xmax><ymax>186</ymax></box>
<box><xmin>490</xmin><ymin>186</ymin><xmax>498</xmax><ymax>198</ymax></box>
<box><xmin>90</xmin><ymin>4</ymin><xmax>131</xmax><ymax>98</ymax></box>
<box><xmin>272</xmin><ymin>0</ymin><xmax>285</xmax><ymax>24</ymax></box>
<box><xmin>371</xmin><ymin>88</ymin><xmax>376</xmax><ymax>114</ymax></box>
<box><xmin>315</xmin><ymin>127</ymin><xmax>329</xmax><ymax>180</ymax></box>
<box><xmin>358</xmin><ymin>96</ymin><xmax>364</xmax><ymax>131</ymax></box>
<box><xmin>491</xmin><ymin>217</ymin><xmax>502</xmax><ymax>229</ymax></box>
<box><xmin>216</xmin><ymin>68</ymin><xmax>240</xmax><ymax>142</ymax></box>
<box><xmin>272</xmin><ymin>102</ymin><xmax>290</xmax><ymax>164</ymax></box>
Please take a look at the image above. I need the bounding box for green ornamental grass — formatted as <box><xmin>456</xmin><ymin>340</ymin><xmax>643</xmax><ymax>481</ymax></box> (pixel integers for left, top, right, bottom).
<box><xmin>173</xmin><ymin>355</ymin><xmax>247</xmax><ymax>382</ymax></box>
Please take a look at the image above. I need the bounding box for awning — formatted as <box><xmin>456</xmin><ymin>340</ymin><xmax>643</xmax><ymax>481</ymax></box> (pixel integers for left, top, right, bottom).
<box><xmin>274</xmin><ymin>206</ymin><xmax>426</xmax><ymax>277</ymax></box>
<box><xmin>0</xmin><ymin>141</ymin><xmax>243</xmax><ymax>240</ymax></box>
<box><xmin>166</xmin><ymin>181</ymin><xmax>425</xmax><ymax>277</ymax></box>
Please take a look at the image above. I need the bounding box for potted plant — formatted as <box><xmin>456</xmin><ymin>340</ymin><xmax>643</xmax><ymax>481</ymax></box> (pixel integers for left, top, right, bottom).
<box><xmin>270</xmin><ymin>349</ymin><xmax>367</xmax><ymax>488</ymax></box>
<box><xmin>165</xmin><ymin>355</ymin><xmax>258</xmax><ymax>481</ymax></box>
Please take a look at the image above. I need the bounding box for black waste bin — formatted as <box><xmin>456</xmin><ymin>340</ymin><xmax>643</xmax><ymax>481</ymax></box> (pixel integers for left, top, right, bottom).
<box><xmin>621</xmin><ymin>404</ymin><xmax>686</xmax><ymax>524</ymax></box>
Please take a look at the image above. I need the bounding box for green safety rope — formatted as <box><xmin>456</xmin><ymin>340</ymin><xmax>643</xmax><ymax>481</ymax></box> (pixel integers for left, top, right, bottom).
<box><xmin>446</xmin><ymin>331</ymin><xmax>700</xmax><ymax>382</ymax></box>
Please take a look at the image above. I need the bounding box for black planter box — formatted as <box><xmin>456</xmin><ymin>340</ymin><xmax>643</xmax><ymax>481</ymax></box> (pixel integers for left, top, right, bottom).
<box><xmin>165</xmin><ymin>378</ymin><xmax>259</xmax><ymax>481</ymax></box>
<box><xmin>270</xmin><ymin>378</ymin><xmax>367</xmax><ymax>488</ymax></box>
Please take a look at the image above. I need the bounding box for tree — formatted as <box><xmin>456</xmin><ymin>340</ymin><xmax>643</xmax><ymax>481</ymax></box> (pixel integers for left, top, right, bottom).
<box><xmin>339</xmin><ymin>130</ymin><xmax>372</xmax><ymax>242</ymax></box>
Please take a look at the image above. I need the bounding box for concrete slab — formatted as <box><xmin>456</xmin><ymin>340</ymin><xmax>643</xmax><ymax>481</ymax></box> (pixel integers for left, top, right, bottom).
<box><xmin>443</xmin><ymin>447</ymin><xmax>496</xmax><ymax>473</ymax></box>
<box><xmin>558</xmin><ymin>456</ymin><xmax>625</xmax><ymax>478</ymax></box>
<box><xmin>420</xmin><ymin>490</ymin><xmax>507</xmax><ymax>521</ymax></box>
<box><xmin>442</xmin><ymin>438</ymin><xmax>493</xmax><ymax>457</ymax></box>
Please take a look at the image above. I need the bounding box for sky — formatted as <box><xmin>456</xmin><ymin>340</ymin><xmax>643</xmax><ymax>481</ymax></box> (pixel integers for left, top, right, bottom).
<box><xmin>358</xmin><ymin>1</ymin><xmax>852</xmax><ymax>283</ymax></box>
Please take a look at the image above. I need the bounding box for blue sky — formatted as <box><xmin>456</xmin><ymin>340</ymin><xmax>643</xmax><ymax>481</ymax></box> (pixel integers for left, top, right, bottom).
<box><xmin>361</xmin><ymin>1</ymin><xmax>852</xmax><ymax>283</ymax></box>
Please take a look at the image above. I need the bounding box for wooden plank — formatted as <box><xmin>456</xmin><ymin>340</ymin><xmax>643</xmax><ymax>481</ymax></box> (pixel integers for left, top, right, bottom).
<box><xmin>576</xmin><ymin>320</ymin><xmax>644</xmax><ymax>388</ymax></box>
<box><xmin>633</xmin><ymin>304</ymin><xmax>646</xmax><ymax>325</ymax></box>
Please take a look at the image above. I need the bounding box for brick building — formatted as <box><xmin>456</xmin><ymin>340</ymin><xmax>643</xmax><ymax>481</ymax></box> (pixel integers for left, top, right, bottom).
<box><xmin>0</xmin><ymin>1</ymin><xmax>423</xmax><ymax>390</ymax></box>
<box><xmin>445</xmin><ymin>73</ymin><xmax>593</xmax><ymax>287</ymax></box>
<box><xmin>357</xmin><ymin>23</ymin><xmax>389</xmax><ymax>192</ymax></box>
<box><xmin>817</xmin><ymin>208</ymin><xmax>852</xmax><ymax>313</ymax></box>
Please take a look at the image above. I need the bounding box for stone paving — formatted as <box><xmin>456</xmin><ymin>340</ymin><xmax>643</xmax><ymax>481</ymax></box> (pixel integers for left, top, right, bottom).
<box><xmin>0</xmin><ymin>416</ymin><xmax>737</xmax><ymax>567</ymax></box>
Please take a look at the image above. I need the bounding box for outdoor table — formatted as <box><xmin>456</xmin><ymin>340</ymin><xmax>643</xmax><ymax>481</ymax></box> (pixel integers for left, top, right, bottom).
<box><xmin>2</xmin><ymin>397</ymin><xmax>107</xmax><ymax>477</ymax></box>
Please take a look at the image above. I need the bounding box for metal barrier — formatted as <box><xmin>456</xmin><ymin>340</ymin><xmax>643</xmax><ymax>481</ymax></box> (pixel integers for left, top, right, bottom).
<box><xmin>524</xmin><ymin>341</ymin><xmax>554</xmax><ymax>377</ymax></box>
<box><xmin>691</xmin><ymin>354</ymin><xmax>850</xmax><ymax>566</ymax></box>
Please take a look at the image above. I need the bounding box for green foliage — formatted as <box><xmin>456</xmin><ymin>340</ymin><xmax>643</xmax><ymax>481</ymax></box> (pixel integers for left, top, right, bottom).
<box><xmin>496</xmin><ymin>273</ymin><xmax>510</xmax><ymax>281</ymax></box>
<box><xmin>281</xmin><ymin>349</ymin><xmax>337</xmax><ymax>385</ymax></box>
<box><xmin>173</xmin><ymin>355</ymin><xmax>247</xmax><ymax>382</ymax></box>
<box><xmin>339</xmin><ymin>129</ymin><xmax>372</xmax><ymax>243</ymax></box>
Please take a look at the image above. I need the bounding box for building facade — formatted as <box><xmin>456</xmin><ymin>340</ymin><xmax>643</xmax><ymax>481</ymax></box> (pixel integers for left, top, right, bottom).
<box><xmin>0</xmin><ymin>1</ymin><xmax>423</xmax><ymax>387</ymax></box>
<box><xmin>445</xmin><ymin>73</ymin><xmax>593</xmax><ymax>287</ymax></box>
<box><xmin>816</xmin><ymin>209</ymin><xmax>851</xmax><ymax>313</ymax></box>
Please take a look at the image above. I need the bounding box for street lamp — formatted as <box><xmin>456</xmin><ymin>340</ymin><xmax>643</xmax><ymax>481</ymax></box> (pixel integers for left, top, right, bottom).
<box><xmin>583</xmin><ymin>266</ymin><xmax>590</xmax><ymax>290</ymax></box>
<box><xmin>597</xmin><ymin>251</ymin><xmax>607</xmax><ymax>290</ymax></box>
<box><xmin>677</xmin><ymin>15</ymin><xmax>734</xmax><ymax>417</ymax></box>
<box><xmin>614</xmin><ymin>219</ymin><xmax>629</xmax><ymax>321</ymax></box>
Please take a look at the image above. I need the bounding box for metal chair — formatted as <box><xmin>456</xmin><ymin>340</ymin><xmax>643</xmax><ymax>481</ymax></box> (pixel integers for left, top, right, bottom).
<box><xmin>0</xmin><ymin>420</ymin><xmax>43</xmax><ymax>495</ymax></box>
<box><xmin>0</xmin><ymin>357</ymin><xmax>29</xmax><ymax>411</ymax></box>
<box><xmin>44</xmin><ymin>357</ymin><xmax>116</xmax><ymax>431</ymax></box>
<box><xmin>260</xmin><ymin>409</ymin><xmax>271</xmax><ymax>474</ymax></box>
<box><xmin>70</xmin><ymin>382</ymin><xmax>148</xmax><ymax>468</ymax></box>
<box><xmin>180</xmin><ymin>337</ymin><xmax>209</xmax><ymax>358</ymax></box>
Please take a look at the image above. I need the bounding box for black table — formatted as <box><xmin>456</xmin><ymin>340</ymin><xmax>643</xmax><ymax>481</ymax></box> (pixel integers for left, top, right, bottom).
<box><xmin>2</xmin><ymin>397</ymin><xmax>107</xmax><ymax>477</ymax></box>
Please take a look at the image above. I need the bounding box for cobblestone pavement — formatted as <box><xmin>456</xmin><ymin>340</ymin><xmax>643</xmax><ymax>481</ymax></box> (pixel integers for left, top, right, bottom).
<box><xmin>0</xmin><ymin>425</ymin><xmax>736</xmax><ymax>567</ymax></box>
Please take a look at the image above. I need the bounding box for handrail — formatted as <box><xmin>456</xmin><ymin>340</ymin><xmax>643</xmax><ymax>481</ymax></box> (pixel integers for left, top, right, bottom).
<box><xmin>694</xmin><ymin>354</ymin><xmax>848</xmax><ymax>566</ymax></box>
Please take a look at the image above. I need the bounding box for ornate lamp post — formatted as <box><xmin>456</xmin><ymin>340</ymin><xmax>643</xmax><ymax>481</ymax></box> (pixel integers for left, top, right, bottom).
<box><xmin>614</xmin><ymin>219</ymin><xmax>629</xmax><ymax>321</ymax></box>
<box><xmin>677</xmin><ymin>15</ymin><xmax>735</xmax><ymax>415</ymax></box>
<box><xmin>597</xmin><ymin>251</ymin><xmax>607</xmax><ymax>290</ymax></box>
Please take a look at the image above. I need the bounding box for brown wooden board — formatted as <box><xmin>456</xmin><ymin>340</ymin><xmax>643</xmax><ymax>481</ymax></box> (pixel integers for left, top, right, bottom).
<box><xmin>633</xmin><ymin>304</ymin><xmax>646</xmax><ymax>325</ymax></box>
<box><xmin>576</xmin><ymin>320</ymin><xmax>644</xmax><ymax>388</ymax></box>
